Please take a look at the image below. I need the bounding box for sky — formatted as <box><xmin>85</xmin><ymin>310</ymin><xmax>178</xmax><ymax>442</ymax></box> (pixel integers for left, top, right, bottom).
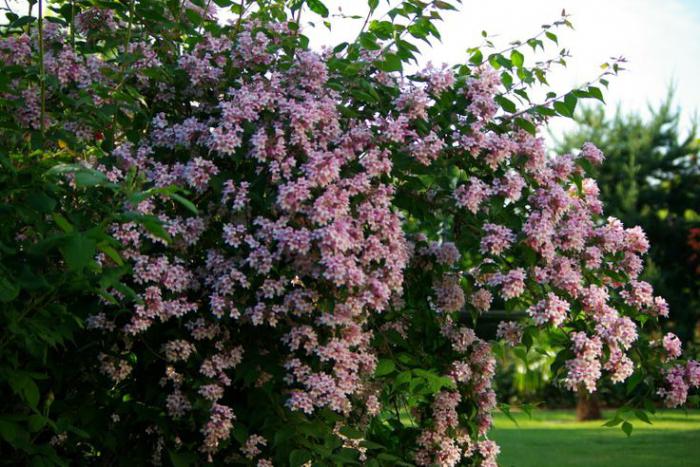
<box><xmin>289</xmin><ymin>0</ymin><xmax>700</xmax><ymax>137</ymax></box>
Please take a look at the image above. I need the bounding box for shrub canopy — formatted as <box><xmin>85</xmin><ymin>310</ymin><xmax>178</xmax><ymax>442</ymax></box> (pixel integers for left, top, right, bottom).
<box><xmin>0</xmin><ymin>1</ymin><xmax>698</xmax><ymax>465</ymax></box>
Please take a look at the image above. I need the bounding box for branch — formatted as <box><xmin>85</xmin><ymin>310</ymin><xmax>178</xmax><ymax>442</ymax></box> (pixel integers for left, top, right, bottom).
<box><xmin>500</xmin><ymin>60</ymin><xmax>625</xmax><ymax>123</ymax></box>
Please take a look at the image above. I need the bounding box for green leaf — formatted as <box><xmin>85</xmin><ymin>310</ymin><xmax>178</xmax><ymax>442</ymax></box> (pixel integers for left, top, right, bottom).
<box><xmin>359</xmin><ymin>439</ymin><xmax>385</xmax><ymax>450</ymax></box>
<box><xmin>138</xmin><ymin>216</ymin><xmax>171</xmax><ymax>242</ymax></box>
<box><xmin>359</xmin><ymin>32</ymin><xmax>381</xmax><ymax>51</ymax></box>
<box><xmin>184</xmin><ymin>8</ymin><xmax>204</xmax><ymax>25</ymax></box>
<box><xmin>498</xmin><ymin>403</ymin><xmax>519</xmax><ymax>426</ymax></box>
<box><xmin>521</xmin><ymin>403</ymin><xmax>536</xmax><ymax>419</ymax></box>
<box><xmin>369</xmin><ymin>20</ymin><xmax>394</xmax><ymax>39</ymax></box>
<box><xmin>377</xmin><ymin>53</ymin><xmax>402</xmax><ymax>72</ymax></box>
<box><xmin>434</xmin><ymin>0</ymin><xmax>457</xmax><ymax>10</ymax></box>
<box><xmin>634</xmin><ymin>410</ymin><xmax>652</xmax><ymax>424</ymax></box>
<box><xmin>97</xmin><ymin>243</ymin><xmax>124</xmax><ymax>266</ymax></box>
<box><xmin>23</xmin><ymin>378</ymin><xmax>40</xmax><ymax>409</ymax></box>
<box><xmin>510</xmin><ymin>50</ymin><xmax>524</xmax><ymax>67</ymax></box>
<box><xmin>339</xmin><ymin>425</ymin><xmax>364</xmax><ymax>439</ymax></box>
<box><xmin>621</xmin><ymin>421</ymin><xmax>633</xmax><ymax>437</ymax></box>
<box><xmin>469</xmin><ymin>49</ymin><xmax>483</xmax><ymax>65</ymax></box>
<box><xmin>375</xmin><ymin>359</ymin><xmax>396</xmax><ymax>377</ymax></box>
<box><xmin>494</xmin><ymin>95</ymin><xmax>517</xmax><ymax>113</ymax></box>
<box><xmin>10</xmin><ymin>15</ymin><xmax>35</xmax><ymax>28</ymax></box>
<box><xmin>27</xmin><ymin>415</ymin><xmax>47</xmax><ymax>433</ymax></box>
<box><xmin>602</xmin><ymin>416</ymin><xmax>623</xmax><ymax>427</ymax></box>
<box><xmin>171</xmin><ymin>193</ymin><xmax>198</xmax><ymax>215</ymax></box>
<box><xmin>587</xmin><ymin>86</ymin><xmax>605</xmax><ymax>102</ymax></box>
<box><xmin>60</xmin><ymin>234</ymin><xmax>97</xmax><ymax>272</ymax></box>
<box><xmin>231</xmin><ymin>424</ymin><xmax>249</xmax><ymax>444</ymax></box>
<box><xmin>553</xmin><ymin>101</ymin><xmax>573</xmax><ymax>118</ymax></box>
<box><xmin>72</xmin><ymin>169</ymin><xmax>105</xmax><ymax>187</ymax></box>
<box><xmin>168</xmin><ymin>450</ymin><xmax>197</xmax><ymax>467</ymax></box>
<box><xmin>289</xmin><ymin>449</ymin><xmax>313</xmax><ymax>466</ymax></box>
<box><xmin>52</xmin><ymin>213</ymin><xmax>74</xmax><ymax>233</ymax></box>
<box><xmin>545</xmin><ymin>31</ymin><xmax>558</xmax><ymax>43</ymax></box>
<box><xmin>26</xmin><ymin>192</ymin><xmax>57</xmax><ymax>214</ymax></box>
<box><xmin>368</xmin><ymin>0</ymin><xmax>379</xmax><ymax>10</ymax></box>
<box><xmin>0</xmin><ymin>420</ymin><xmax>18</xmax><ymax>444</ymax></box>
<box><xmin>306</xmin><ymin>0</ymin><xmax>329</xmax><ymax>17</ymax></box>
<box><xmin>500</xmin><ymin>71</ymin><xmax>513</xmax><ymax>89</ymax></box>
<box><xmin>514</xmin><ymin>117</ymin><xmax>537</xmax><ymax>135</ymax></box>
<box><xmin>0</xmin><ymin>273</ymin><xmax>20</xmax><ymax>302</ymax></box>
<box><xmin>626</xmin><ymin>372</ymin><xmax>642</xmax><ymax>394</ymax></box>
<box><xmin>564</xmin><ymin>93</ymin><xmax>578</xmax><ymax>114</ymax></box>
<box><xmin>376</xmin><ymin>453</ymin><xmax>413</xmax><ymax>466</ymax></box>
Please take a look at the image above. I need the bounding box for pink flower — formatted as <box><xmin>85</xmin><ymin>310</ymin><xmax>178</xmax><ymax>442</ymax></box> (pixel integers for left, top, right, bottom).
<box><xmin>489</xmin><ymin>268</ymin><xmax>527</xmax><ymax>300</ymax></box>
<box><xmin>454</xmin><ymin>177</ymin><xmax>491</xmax><ymax>214</ymax></box>
<box><xmin>432</xmin><ymin>242</ymin><xmax>461</xmax><ymax>266</ymax></box>
<box><xmin>201</xmin><ymin>404</ymin><xmax>235</xmax><ymax>454</ymax></box>
<box><xmin>496</xmin><ymin>321</ymin><xmax>523</xmax><ymax>346</ymax></box>
<box><xmin>494</xmin><ymin>171</ymin><xmax>526</xmax><ymax>202</ymax></box>
<box><xmin>604</xmin><ymin>347</ymin><xmax>634</xmax><ymax>383</ymax></box>
<box><xmin>480</xmin><ymin>223</ymin><xmax>515</xmax><ymax>256</ymax></box>
<box><xmin>434</xmin><ymin>275</ymin><xmax>466</xmax><ymax>313</ymax></box>
<box><xmin>658</xmin><ymin>365</ymin><xmax>689</xmax><ymax>407</ymax></box>
<box><xmin>470</xmin><ymin>289</ymin><xmax>493</xmax><ymax>313</ymax></box>
<box><xmin>564</xmin><ymin>332</ymin><xmax>603</xmax><ymax>392</ymax></box>
<box><xmin>241</xmin><ymin>434</ymin><xmax>267</xmax><ymax>459</ymax></box>
<box><xmin>622</xmin><ymin>280</ymin><xmax>654</xmax><ymax>310</ymax></box>
<box><xmin>420</xmin><ymin>62</ymin><xmax>455</xmax><ymax>95</ymax></box>
<box><xmin>624</xmin><ymin>226</ymin><xmax>649</xmax><ymax>254</ymax></box>
<box><xmin>528</xmin><ymin>293</ymin><xmax>569</xmax><ymax>327</ymax></box>
<box><xmin>185</xmin><ymin>157</ymin><xmax>219</xmax><ymax>191</ymax></box>
<box><xmin>410</xmin><ymin>131</ymin><xmax>445</xmax><ymax>166</ymax></box>
<box><xmin>662</xmin><ymin>333</ymin><xmax>682</xmax><ymax>360</ymax></box>
<box><xmin>581</xmin><ymin>142</ymin><xmax>605</xmax><ymax>165</ymax></box>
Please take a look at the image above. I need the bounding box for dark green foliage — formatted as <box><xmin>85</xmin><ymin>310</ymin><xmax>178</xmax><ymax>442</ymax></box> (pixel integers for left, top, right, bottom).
<box><xmin>0</xmin><ymin>151</ymin><xmax>110</xmax><ymax>464</ymax></box>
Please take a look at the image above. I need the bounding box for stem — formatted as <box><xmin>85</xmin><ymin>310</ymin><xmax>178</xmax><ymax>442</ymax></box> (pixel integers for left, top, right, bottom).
<box><xmin>70</xmin><ymin>0</ymin><xmax>75</xmax><ymax>48</ymax></box>
<box><xmin>26</xmin><ymin>0</ymin><xmax>32</xmax><ymax>27</ymax></box>
<box><xmin>352</xmin><ymin>7</ymin><xmax>373</xmax><ymax>43</ymax></box>
<box><xmin>377</xmin><ymin>0</ymin><xmax>438</xmax><ymax>58</ymax></box>
<box><xmin>234</xmin><ymin>0</ymin><xmax>245</xmax><ymax>34</ymax></box>
<box><xmin>38</xmin><ymin>0</ymin><xmax>46</xmax><ymax>138</ymax></box>
<box><xmin>482</xmin><ymin>13</ymin><xmax>570</xmax><ymax>58</ymax></box>
<box><xmin>290</xmin><ymin>4</ymin><xmax>303</xmax><ymax>59</ymax></box>
<box><xmin>501</xmin><ymin>69</ymin><xmax>615</xmax><ymax>123</ymax></box>
<box><xmin>2</xmin><ymin>0</ymin><xmax>15</xmax><ymax>15</ymax></box>
<box><xmin>0</xmin><ymin>292</ymin><xmax>55</xmax><ymax>353</ymax></box>
<box><xmin>110</xmin><ymin>0</ymin><xmax>135</xmax><ymax>143</ymax></box>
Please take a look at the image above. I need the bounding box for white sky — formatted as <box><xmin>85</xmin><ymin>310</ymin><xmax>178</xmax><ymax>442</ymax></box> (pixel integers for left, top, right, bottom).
<box><xmin>294</xmin><ymin>0</ymin><xmax>700</xmax><ymax>137</ymax></box>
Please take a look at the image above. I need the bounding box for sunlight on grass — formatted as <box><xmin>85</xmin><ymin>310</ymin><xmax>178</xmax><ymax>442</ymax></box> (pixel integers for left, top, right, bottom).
<box><xmin>492</xmin><ymin>410</ymin><xmax>700</xmax><ymax>467</ymax></box>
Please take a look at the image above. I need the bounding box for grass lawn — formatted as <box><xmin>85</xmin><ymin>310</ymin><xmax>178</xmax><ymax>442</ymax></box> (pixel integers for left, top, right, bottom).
<box><xmin>491</xmin><ymin>409</ymin><xmax>700</xmax><ymax>467</ymax></box>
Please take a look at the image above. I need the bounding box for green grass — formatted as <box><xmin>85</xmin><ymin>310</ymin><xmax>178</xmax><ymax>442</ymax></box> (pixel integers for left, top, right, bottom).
<box><xmin>491</xmin><ymin>409</ymin><xmax>700</xmax><ymax>467</ymax></box>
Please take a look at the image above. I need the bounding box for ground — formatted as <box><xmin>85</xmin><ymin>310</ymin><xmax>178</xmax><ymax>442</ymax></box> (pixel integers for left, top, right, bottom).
<box><xmin>491</xmin><ymin>409</ymin><xmax>700</xmax><ymax>467</ymax></box>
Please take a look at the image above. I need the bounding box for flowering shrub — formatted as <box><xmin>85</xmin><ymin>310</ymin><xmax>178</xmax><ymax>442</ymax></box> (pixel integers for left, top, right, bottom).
<box><xmin>1</xmin><ymin>0</ymin><xmax>698</xmax><ymax>465</ymax></box>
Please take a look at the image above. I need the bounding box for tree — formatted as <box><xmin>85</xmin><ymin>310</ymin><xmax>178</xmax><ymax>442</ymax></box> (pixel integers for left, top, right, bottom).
<box><xmin>0</xmin><ymin>1</ymin><xmax>698</xmax><ymax>465</ymax></box>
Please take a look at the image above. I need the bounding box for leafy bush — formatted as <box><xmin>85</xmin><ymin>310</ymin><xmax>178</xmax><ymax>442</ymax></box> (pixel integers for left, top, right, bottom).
<box><xmin>0</xmin><ymin>1</ymin><xmax>698</xmax><ymax>466</ymax></box>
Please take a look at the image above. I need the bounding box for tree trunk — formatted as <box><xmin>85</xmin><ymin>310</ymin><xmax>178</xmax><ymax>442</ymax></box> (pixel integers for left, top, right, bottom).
<box><xmin>576</xmin><ymin>389</ymin><xmax>602</xmax><ymax>421</ymax></box>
